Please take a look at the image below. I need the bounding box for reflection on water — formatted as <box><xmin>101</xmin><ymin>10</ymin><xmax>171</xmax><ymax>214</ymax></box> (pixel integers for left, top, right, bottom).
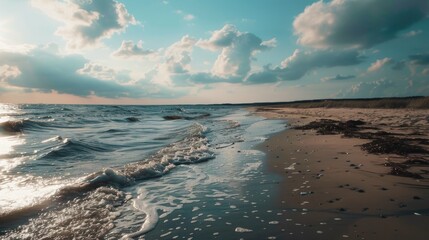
<box><xmin>0</xmin><ymin>103</ymin><xmax>19</xmax><ymax>123</ymax></box>
<box><xmin>0</xmin><ymin>175</ymin><xmax>65</xmax><ymax>213</ymax></box>
<box><xmin>0</xmin><ymin>136</ymin><xmax>24</xmax><ymax>157</ymax></box>
<box><xmin>0</xmin><ymin>103</ymin><xmax>40</xmax><ymax>213</ymax></box>
<box><xmin>0</xmin><ymin>103</ymin><xmax>25</xmax><ymax>167</ymax></box>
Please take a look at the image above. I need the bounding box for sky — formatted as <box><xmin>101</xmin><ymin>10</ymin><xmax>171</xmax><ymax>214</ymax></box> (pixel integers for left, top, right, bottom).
<box><xmin>0</xmin><ymin>0</ymin><xmax>428</xmax><ymax>104</ymax></box>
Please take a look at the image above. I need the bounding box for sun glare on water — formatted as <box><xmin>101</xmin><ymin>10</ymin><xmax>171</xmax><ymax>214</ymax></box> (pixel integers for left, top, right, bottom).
<box><xmin>0</xmin><ymin>104</ymin><xmax>65</xmax><ymax>213</ymax></box>
<box><xmin>0</xmin><ymin>104</ymin><xmax>24</xmax><ymax>160</ymax></box>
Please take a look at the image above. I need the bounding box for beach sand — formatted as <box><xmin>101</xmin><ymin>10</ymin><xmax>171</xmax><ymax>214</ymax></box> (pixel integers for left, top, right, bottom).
<box><xmin>253</xmin><ymin>107</ymin><xmax>429</xmax><ymax>239</ymax></box>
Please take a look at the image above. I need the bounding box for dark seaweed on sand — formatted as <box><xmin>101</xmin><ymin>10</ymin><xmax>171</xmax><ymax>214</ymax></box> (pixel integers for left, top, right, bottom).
<box><xmin>295</xmin><ymin>119</ymin><xmax>428</xmax><ymax>155</ymax></box>
<box><xmin>294</xmin><ymin>119</ymin><xmax>366</xmax><ymax>135</ymax></box>
<box><xmin>384</xmin><ymin>161</ymin><xmax>425</xmax><ymax>179</ymax></box>
<box><xmin>361</xmin><ymin>137</ymin><xmax>428</xmax><ymax>156</ymax></box>
<box><xmin>295</xmin><ymin>119</ymin><xmax>429</xmax><ymax>179</ymax></box>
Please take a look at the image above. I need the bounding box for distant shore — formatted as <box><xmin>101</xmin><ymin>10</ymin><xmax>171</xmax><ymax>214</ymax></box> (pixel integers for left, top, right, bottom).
<box><xmin>252</xmin><ymin>103</ymin><xmax>429</xmax><ymax>239</ymax></box>
<box><xmin>243</xmin><ymin>96</ymin><xmax>429</xmax><ymax>109</ymax></box>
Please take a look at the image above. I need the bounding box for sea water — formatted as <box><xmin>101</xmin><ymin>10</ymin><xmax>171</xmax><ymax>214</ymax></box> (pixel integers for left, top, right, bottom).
<box><xmin>0</xmin><ymin>104</ymin><xmax>285</xmax><ymax>239</ymax></box>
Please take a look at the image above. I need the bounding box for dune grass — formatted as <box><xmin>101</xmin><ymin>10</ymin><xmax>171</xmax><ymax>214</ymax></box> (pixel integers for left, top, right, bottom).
<box><xmin>254</xmin><ymin>96</ymin><xmax>429</xmax><ymax>109</ymax></box>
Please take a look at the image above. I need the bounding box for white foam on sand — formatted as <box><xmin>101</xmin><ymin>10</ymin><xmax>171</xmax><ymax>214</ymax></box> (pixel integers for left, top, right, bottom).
<box><xmin>235</xmin><ymin>227</ymin><xmax>253</xmax><ymax>232</ymax></box>
<box><xmin>121</xmin><ymin>198</ymin><xmax>159</xmax><ymax>240</ymax></box>
<box><xmin>285</xmin><ymin>163</ymin><xmax>296</xmax><ymax>170</ymax></box>
<box><xmin>118</xmin><ymin>164</ymin><xmax>207</xmax><ymax>239</ymax></box>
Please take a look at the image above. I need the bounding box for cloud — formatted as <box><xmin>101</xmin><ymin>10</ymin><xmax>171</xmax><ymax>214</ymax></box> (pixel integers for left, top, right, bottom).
<box><xmin>188</xmin><ymin>73</ymin><xmax>241</xmax><ymax>85</ymax></box>
<box><xmin>184</xmin><ymin>14</ymin><xmax>195</xmax><ymax>21</ymax></box>
<box><xmin>321</xmin><ymin>74</ymin><xmax>355</xmax><ymax>82</ymax></box>
<box><xmin>294</xmin><ymin>0</ymin><xmax>429</xmax><ymax>49</ymax></box>
<box><xmin>345</xmin><ymin>79</ymin><xmax>396</xmax><ymax>98</ymax></box>
<box><xmin>0</xmin><ymin>46</ymin><xmax>143</xmax><ymax>98</ymax></box>
<box><xmin>176</xmin><ymin>10</ymin><xmax>195</xmax><ymax>21</ymax></box>
<box><xmin>0</xmin><ymin>65</ymin><xmax>21</xmax><ymax>82</ymax></box>
<box><xmin>135</xmin><ymin>25</ymin><xmax>276</xmax><ymax>87</ymax></box>
<box><xmin>409</xmin><ymin>53</ymin><xmax>429</xmax><ymax>65</ymax></box>
<box><xmin>246</xmin><ymin>49</ymin><xmax>364</xmax><ymax>84</ymax></box>
<box><xmin>367</xmin><ymin>57</ymin><xmax>410</xmax><ymax>72</ymax></box>
<box><xmin>112</xmin><ymin>40</ymin><xmax>156</xmax><ymax>58</ymax></box>
<box><xmin>179</xmin><ymin>25</ymin><xmax>276</xmax><ymax>85</ymax></box>
<box><xmin>78</xmin><ymin>62</ymin><xmax>131</xmax><ymax>83</ymax></box>
<box><xmin>261</xmin><ymin>38</ymin><xmax>277</xmax><ymax>48</ymax></box>
<box><xmin>31</xmin><ymin>0</ymin><xmax>137</xmax><ymax>49</ymax></box>
<box><xmin>403</xmin><ymin>30</ymin><xmax>423</xmax><ymax>37</ymax></box>
<box><xmin>165</xmin><ymin>35</ymin><xmax>196</xmax><ymax>74</ymax></box>
<box><xmin>408</xmin><ymin>53</ymin><xmax>429</xmax><ymax>75</ymax></box>
<box><xmin>342</xmin><ymin>77</ymin><xmax>429</xmax><ymax>98</ymax></box>
<box><xmin>367</xmin><ymin>57</ymin><xmax>393</xmax><ymax>72</ymax></box>
<box><xmin>197</xmin><ymin>24</ymin><xmax>275</xmax><ymax>78</ymax></box>
<box><xmin>134</xmin><ymin>36</ymin><xmax>197</xmax><ymax>87</ymax></box>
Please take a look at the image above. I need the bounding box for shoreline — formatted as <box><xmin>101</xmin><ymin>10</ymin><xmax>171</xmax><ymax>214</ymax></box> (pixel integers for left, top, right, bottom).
<box><xmin>254</xmin><ymin>107</ymin><xmax>429</xmax><ymax>239</ymax></box>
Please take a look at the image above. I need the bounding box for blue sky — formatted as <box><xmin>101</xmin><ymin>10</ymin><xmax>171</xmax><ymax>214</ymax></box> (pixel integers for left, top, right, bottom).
<box><xmin>0</xmin><ymin>0</ymin><xmax>428</xmax><ymax>104</ymax></box>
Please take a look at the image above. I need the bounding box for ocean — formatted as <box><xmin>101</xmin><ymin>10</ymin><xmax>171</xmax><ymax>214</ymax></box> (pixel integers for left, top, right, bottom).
<box><xmin>0</xmin><ymin>104</ymin><xmax>285</xmax><ymax>239</ymax></box>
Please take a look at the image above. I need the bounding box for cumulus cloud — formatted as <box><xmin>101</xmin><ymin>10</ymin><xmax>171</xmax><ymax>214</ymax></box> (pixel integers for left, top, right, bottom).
<box><xmin>139</xmin><ymin>25</ymin><xmax>277</xmax><ymax>86</ymax></box>
<box><xmin>367</xmin><ymin>58</ymin><xmax>393</xmax><ymax>72</ymax></box>
<box><xmin>246</xmin><ymin>49</ymin><xmax>364</xmax><ymax>84</ymax></box>
<box><xmin>31</xmin><ymin>0</ymin><xmax>137</xmax><ymax>49</ymax></box>
<box><xmin>112</xmin><ymin>40</ymin><xmax>156</xmax><ymax>58</ymax></box>
<box><xmin>165</xmin><ymin>35</ymin><xmax>196</xmax><ymax>74</ymax></box>
<box><xmin>135</xmin><ymin>36</ymin><xmax>197</xmax><ymax>87</ymax></box>
<box><xmin>294</xmin><ymin>0</ymin><xmax>429</xmax><ymax>49</ymax></box>
<box><xmin>0</xmin><ymin>46</ymin><xmax>142</xmax><ymax>98</ymax></box>
<box><xmin>77</xmin><ymin>62</ymin><xmax>131</xmax><ymax>83</ymax></box>
<box><xmin>0</xmin><ymin>65</ymin><xmax>21</xmax><ymax>82</ymax></box>
<box><xmin>321</xmin><ymin>74</ymin><xmax>355</xmax><ymax>82</ymax></box>
<box><xmin>197</xmin><ymin>24</ymin><xmax>275</xmax><ymax>78</ymax></box>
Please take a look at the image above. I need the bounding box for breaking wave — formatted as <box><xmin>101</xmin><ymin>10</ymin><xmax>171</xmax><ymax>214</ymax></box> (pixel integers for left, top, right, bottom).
<box><xmin>0</xmin><ymin>119</ymin><xmax>59</xmax><ymax>135</ymax></box>
<box><xmin>1</xmin><ymin>122</ymin><xmax>214</xmax><ymax>239</ymax></box>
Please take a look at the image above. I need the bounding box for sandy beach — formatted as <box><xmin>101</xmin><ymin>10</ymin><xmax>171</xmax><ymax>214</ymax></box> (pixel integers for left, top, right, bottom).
<box><xmin>253</xmin><ymin>107</ymin><xmax>429</xmax><ymax>239</ymax></box>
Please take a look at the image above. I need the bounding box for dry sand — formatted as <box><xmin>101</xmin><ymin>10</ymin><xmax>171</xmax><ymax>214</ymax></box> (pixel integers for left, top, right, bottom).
<box><xmin>252</xmin><ymin>107</ymin><xmax>429</xmax><ymax>240</ymax></box>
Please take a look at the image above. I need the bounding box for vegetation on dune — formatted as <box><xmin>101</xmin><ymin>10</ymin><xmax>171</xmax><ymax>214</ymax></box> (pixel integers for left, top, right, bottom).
<box><xmin>254</xmin><ymin>96</ymin><xmax>429</xmax><ymax>109</ymax></box>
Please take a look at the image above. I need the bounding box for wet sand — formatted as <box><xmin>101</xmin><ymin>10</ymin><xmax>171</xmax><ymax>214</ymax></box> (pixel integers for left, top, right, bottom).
<box><xmin>254</xmin><ymin>107</ymin><xmax>429</xmax><ymax>239</ymax></box>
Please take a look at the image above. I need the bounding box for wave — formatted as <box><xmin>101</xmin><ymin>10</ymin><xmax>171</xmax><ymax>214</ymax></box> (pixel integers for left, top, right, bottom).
<box><xmin>39</xmin><ymin>138</ymin><xmax>112</xmax><ymax>159</ymax></box>
<box><xmin>162</xmin><ymin>113</ymin><xmax>211</xmax><ymax>121</ymax></box>
<box><xmin>125</xmin><ymin>117</ymin><xmax>139</xmax><ymax>122</ymax></box>
<box><xmin>103</xmin><ymin>128</ymin><xmax>126</xmax><ymax>133</ymax></box>
<box><xmin>1</xmin><ymin>123</ymin><xmax>214</xmax><ymax>239</ymax></box>
<box><xmin>0</xmin><ymin>119</ymin><xmax>52</xmax><ymax>134</ymax></box>
<box><xmin>2</xmin><ymin>187</ymin><xmax>128</xmax><ymax>240</ymax></box>
<box><xmin>0</xmin><ymin>120</ymin><xmax>25</xmax><ymax>133</ymax></box>
<box><xmin>62</xmin><ymin>123</ymin><xmax>213</xmax><ymax>192</ymax></box>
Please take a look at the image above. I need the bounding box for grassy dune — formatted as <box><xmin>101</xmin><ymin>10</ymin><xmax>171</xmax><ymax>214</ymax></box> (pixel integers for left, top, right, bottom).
<box><xmin>252</xmin><ymin>96</ymin><xmax>429</xmax><ymax>109</ymax></box>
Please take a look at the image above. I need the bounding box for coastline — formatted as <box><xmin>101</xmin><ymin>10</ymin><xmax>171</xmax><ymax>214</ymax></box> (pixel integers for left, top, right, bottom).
<box><xmin>253</xmin><ymin>107</ymin><xmax>429</xmax><ymax>239</ymax></box>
